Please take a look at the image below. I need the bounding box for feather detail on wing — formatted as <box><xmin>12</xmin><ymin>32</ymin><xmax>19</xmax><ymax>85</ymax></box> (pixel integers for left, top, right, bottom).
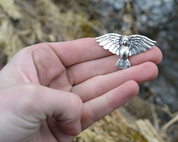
<box><xmin>96</xmin><ymin>33</ymin><xmax>122</xmax><ymax>55</ymax></box>
<box><xmin>129</xmin><ymin>35</ymin><xmax>156</xmax><ymax>56</ymax></box>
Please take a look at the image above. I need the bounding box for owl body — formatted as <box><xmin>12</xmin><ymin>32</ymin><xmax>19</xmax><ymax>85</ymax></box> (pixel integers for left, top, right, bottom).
<box><xmin>120</xmin><ymin>46</ymin><xmax>129</xmax><ymax>59</ymax></box>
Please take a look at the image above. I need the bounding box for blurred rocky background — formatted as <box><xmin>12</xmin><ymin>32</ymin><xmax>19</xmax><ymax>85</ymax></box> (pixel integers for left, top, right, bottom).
<box><xmin>0</xmin><ymin>0</ymin><xmax>178</xmax><ymax>142</ymax></box>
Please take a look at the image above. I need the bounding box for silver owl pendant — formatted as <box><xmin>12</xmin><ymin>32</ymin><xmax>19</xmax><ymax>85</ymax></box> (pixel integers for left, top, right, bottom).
<box><xmin>96</xmin><ymin>33</ymin><xmax>156</xmax><ymax>69</ymax></box>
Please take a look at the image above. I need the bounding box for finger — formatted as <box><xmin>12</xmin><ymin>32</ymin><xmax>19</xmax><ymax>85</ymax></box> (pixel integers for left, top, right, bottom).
<box><xmin>67</xmin><ymin>46</ymin><xmax>162</xmax><ymax>85</ymax></box>
<box><xmin>81</xmin><ymin>80</ymin><xmax>139</xmax><ymax>130</ymax></box>
<box><xmin>47</xmin><ymin>38</ymin><xmax>112</xmax><ymax>66</ymax></box>
<box><xmin>8</xmin><ymin>38</ymin><xmax>107</xmax><ymax>86</ymax></box>
<box><xmin>11</xmin><ymin>84</ymin><xmax>83</xmax><ymax>139</ymax></box>
<box><xmin>72</xmin><ymin>62</ymin><xmax>158</xmax><ymax>102</ymax></box>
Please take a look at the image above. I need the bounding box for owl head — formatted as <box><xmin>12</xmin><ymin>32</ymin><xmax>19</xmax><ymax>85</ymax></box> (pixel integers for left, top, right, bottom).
<box><xmin>120</xmin><ymin>36</ymin><xmax>130</xmax><ymax>46</ymax></box>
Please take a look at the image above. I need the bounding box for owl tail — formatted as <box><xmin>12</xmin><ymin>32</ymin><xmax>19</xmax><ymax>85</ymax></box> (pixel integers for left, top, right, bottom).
<box><xmin>116</xmin><ymin>58</ymin><xmax>131</xmax><ymax>69</ymax></box>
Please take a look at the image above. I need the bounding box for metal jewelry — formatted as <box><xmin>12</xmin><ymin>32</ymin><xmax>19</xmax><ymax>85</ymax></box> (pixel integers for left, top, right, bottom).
<box><xmin>96</xmin><ymin>33</ymin><xmax>156</xmax><ymax>69</ymax></box>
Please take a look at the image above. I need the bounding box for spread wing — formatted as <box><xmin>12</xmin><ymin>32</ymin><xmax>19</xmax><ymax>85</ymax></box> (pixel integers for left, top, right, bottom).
<box><xmin>96</xmin><ymin>33</ymin><xmax>122</xmax><ymax>55</ymax></box>
<box><xmin>129</xmin><ymin>35</ymin><xmax>156</xmax><ymax>56</ymax></box>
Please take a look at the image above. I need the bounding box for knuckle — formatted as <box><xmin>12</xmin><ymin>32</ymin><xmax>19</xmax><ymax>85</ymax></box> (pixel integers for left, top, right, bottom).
<box><xmin>70</xmin><ymin>94</ymin><xmax>83</xmax><ymax>119</ymax></box>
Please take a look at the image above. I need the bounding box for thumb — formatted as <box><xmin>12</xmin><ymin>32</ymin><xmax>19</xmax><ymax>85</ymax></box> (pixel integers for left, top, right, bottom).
<box><xmin>1</xmin><ymin>84</ymin><xmax>83</xmax><ymax>141</ymax></box>
<box><xmin>24</xmin><ymin>84</ymin><xmax>83</xmax><ymax>135</ymax></box>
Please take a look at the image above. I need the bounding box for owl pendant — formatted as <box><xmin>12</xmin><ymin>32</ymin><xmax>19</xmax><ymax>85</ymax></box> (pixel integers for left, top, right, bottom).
<box><xmin>96</xmin><ymin>34</ymin><xmax>156</xmax><ymax>69</ymax></box>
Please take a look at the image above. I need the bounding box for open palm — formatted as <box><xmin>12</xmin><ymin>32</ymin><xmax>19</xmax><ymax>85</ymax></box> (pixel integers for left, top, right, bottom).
<box><xmin>0</xmin><ymin>38</ymin><xmax>162</xmax><ymax>142</ymax></box>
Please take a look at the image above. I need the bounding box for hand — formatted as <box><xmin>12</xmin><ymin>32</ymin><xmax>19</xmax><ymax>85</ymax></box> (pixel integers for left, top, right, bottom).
<box><xmin>0</xmin><ymin>38</ymin><xmax>162</xmax><ymax>142</ymax></box>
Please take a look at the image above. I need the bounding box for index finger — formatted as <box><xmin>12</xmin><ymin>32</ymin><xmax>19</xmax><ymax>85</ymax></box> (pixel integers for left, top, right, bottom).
<box><xmin>47</xmin><ymin>38</ymin><xmax>111</xmax><ymax>66</ymax></box>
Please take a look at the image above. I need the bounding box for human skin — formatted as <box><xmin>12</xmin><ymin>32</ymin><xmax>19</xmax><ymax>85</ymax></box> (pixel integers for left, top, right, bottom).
<box><xmin>0</xmin><ymin>38</ymin><xmax>162</xmax><ymax>142</ymax></box>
